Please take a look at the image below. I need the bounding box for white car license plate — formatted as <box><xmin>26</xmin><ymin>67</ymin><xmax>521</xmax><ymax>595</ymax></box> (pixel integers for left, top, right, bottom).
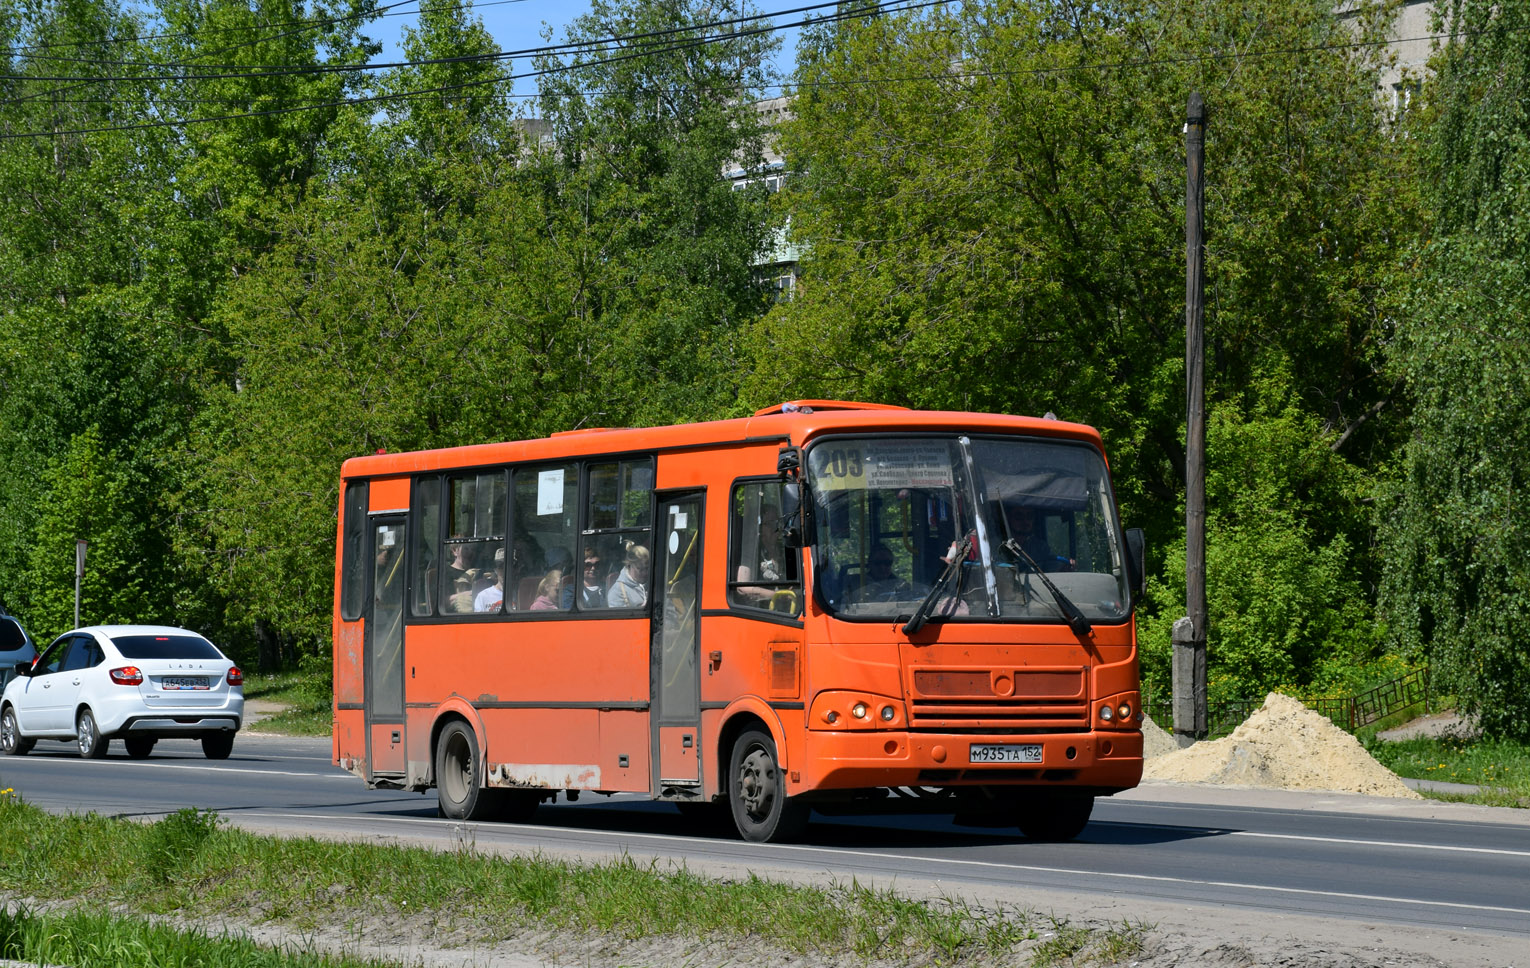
<box><xmin>162</xmin><ymin>676</ymin><xmax>210</xmax><ymax>691</ymax></box>
<box><xmin>970</xmin><ymin>743</ymin><xmax>1043</xmax><ymax>764</ymax></box>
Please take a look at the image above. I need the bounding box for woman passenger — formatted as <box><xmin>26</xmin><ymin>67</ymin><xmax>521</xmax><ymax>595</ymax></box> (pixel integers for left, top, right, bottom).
<box><xmin>529</xmin><ymin>569</ymin><xmax>564</xmax><ymax>611</ymax></box>
<box><xmin>607</xmin><ymin>542</ymin><xmax>650</xmax><ymax>608</ymax></box>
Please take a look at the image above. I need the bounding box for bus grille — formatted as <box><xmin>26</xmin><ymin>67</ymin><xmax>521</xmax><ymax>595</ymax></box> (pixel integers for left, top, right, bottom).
<box><xmin>908</xmin><ymin>699</ymin><xmax>1089</xmax><ymax>731</ymax></box>
<box><xmin>909</xmin><ymin>669</ymin><xmax>1089</xmax><ymax>732</ymax></box>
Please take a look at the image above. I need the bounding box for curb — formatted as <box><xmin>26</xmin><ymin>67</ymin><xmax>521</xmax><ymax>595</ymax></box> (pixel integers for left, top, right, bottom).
<box><xmin>1402</xmin><ymin>777</ymin><xmax>1486</xmax><ymax>794</ymax></box>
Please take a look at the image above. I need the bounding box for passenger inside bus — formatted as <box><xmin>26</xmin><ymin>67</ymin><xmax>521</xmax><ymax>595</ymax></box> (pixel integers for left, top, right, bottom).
<box><xmin>447</xmin><ymin>571</ymin><xmax>478</xmax><ymax>613</ymax></box>
<box><xmin>578</xmin><ymin>549</ymin><xmax>605</xmax><ymax>608</ymax></box>
<box><xmin>607</xmin><ymin>542</ymin><xmax>650</xmax><ymax>608</ymax></box>
<box><xmin>545</xmin><ymin>547</ymin><xmax>575</xmax><ymax>609</ymax></box>
<box><xmin>1000</xmin><ymin>502</ymin><xmax>1074</xmax><ymax>572</ymax></box>
<box><xmin>529</xmin><ymin>569</ymin><xmax>563</xmax><ymax>611</ymax></box>
<box><xmin>852</xmin><ymin>543</ymin><xmax>922</xmax><ymax>603</ymax></box>
<box><xmin>734</xmin><ymin>504</ymin><xmax>786</xmax><ymax>606</ymax></box>
<box><xmin>445</xmin><ymin>541</ymin><xmax>475</xmax><ymax>589</ymax></box>
<box><xmin>474</xmin><ymin>549</ymin><xmax>507</xmax><ymax>612</ymax></box>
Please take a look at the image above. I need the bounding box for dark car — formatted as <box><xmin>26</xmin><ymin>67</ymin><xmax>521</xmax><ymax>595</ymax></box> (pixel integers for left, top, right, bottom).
<box><xmin>0</xmin><ymin>611</ymin><xmax>38</xmax><ymax>691</ymax></box>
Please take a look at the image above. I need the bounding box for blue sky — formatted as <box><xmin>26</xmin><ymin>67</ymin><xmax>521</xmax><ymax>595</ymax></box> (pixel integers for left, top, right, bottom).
<box><xmin>368</xmin><ymin>0</ymin><xmax>799</xmax><ymax>100</ymax></box>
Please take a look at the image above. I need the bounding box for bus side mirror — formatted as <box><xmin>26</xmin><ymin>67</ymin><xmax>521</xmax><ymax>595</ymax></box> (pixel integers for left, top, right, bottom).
<box><xmin>1124</xmin><ymin>528</ymin><xmax>1146</xmax><ymax>599</ymax></box>
<box><xmin>776</xmin><ymin>445</ymin><xmax>802</xmax><ymax>481</ymax></box>
<box><xmin>777</xmin><ymin>445</ymin><xmax>811</xmax><ymax>548</ymax></box>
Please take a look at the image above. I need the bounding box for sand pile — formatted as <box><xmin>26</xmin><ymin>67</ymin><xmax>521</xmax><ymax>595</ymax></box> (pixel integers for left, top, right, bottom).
<box><xmin>1142</xmin><ymin>692</ymin><xmax>1421</xmax><ymax>798</ymax></box>
<box><xmin>1141</xmin><ymin>713</ymin><xmax>1179</xmax><ymax>758</ymax></box>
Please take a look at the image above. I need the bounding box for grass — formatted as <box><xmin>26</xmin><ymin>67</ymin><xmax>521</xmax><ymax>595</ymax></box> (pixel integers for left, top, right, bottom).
<box><xmin>0</xmin><ymin>906</ymin><xmax>392</xmax><ymax>968</ymax></box>
<box><xmin>242</xmin><ymin>666</ymin><xmax>332</xmax><ymax>737</ymax></box>
<box><xmin>1365</xmin><ymin>734</ymin><xmax>1530</xmax><ymax>808</ymax></box>
<box><xmin>0</xmin><ymin>798</ymin><xmax>1150</xmax><ymax>967</ymax></box>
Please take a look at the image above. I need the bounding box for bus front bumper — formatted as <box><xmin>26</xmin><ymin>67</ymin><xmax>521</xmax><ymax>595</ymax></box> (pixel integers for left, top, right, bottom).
<box><xmin>799</xmin><ymin>728</ymin><xmax>1144</xmax><ymax>793</ymax></box>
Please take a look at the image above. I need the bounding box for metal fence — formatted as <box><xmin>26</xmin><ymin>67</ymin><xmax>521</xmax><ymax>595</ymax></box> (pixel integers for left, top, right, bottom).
<box><xmin>1146</xmin><ymin>666</ymin><xmax>1430</xmax><ymax>737</ymax></box>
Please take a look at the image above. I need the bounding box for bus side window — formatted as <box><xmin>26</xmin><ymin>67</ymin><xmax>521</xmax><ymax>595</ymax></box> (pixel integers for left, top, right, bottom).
<box><xmin>510</xmin><ymin>463</ymin><xmax>579</xmax><ymax>611</ymax></box>
<box><xmin>728</xmin><ymin>481</ymin><xmax>801</xmax><ymax>615</ymax></box>
<box><xmin>583</xmin><ymin>459</ymin><xmax>654</xmax><ymax>611</ymax></box>
<box><xmin>443</xmin><ymin>471</ymin><xmax>507</xmax><ymax>614</ymax></box>
<box><xmin>340</xmin><ymin>481</ymin><xmax>369</xmax><ymax>621</ymax></box>
<box><xmin>413</xmin><ymin>476</ymin><xmax>442</xmax><ymax>617</ymax></box>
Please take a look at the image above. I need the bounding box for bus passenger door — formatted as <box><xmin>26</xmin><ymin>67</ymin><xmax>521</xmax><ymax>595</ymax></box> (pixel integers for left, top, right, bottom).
<box><xmin>365</xmin><ymin>516</ymin><xmax>407</xmax><ymax>781</ymax></box>
<box><xmin>651</xmin><ymin>491</ymin><xmax>703</xmax><ymax>796</ymax></box>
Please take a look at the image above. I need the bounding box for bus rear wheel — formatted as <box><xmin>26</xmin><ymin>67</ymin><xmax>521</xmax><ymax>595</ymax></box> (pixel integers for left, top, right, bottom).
<box><xmin>1016</xmin><ymin>794</ymin><xmax>1094</xmax><ymax>842</ymax></box>
<box><xmin>728</xmin><ymin>727</ymin><xmax>808</xmax><ymax>843</ymax></box>
<box><xmin>436</xmin><ymin>720</ymin><xmax>499</xmax><ymax>821</ymax></box>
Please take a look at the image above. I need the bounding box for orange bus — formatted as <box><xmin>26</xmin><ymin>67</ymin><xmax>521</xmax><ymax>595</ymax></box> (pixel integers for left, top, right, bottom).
<box><xmin>332</xmin><ymin>401</ymin><xmax>1146</xmax><ymax>842</ymax></box>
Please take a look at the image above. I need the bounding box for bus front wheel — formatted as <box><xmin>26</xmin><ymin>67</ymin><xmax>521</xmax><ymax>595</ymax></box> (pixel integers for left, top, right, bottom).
<box><xmin>1016</xmin><ymin>794</ymin><xmax>1094</xmax><ymax>842</ymax></box>
<box><xmin>728</xmin><ymin>728</ymin><xmax>808</xmax><ymax>843</ymax></box>
<box><xmin>436</xmin><ymin>720</ymin><xmax>499</xmax><ymax>821</ymax></box>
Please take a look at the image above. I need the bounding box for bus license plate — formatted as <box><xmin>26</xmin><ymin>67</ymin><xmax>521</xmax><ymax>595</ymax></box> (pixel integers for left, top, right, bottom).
<box><xmin>162</xmin><ymin>677</ymin><xmax>209</xmax><ymax>690</ymax></box>
<box><xmin>969</xmin><ymin>743</ymin><xmax>1043</xmax><ymax>764</ymax></box>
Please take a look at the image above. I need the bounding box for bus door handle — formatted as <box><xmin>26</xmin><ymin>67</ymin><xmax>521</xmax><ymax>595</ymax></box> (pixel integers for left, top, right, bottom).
<box><xmin>708</xmin><ymin>650</ymin><xmax>722</xmax><ymax>674</ymax></box>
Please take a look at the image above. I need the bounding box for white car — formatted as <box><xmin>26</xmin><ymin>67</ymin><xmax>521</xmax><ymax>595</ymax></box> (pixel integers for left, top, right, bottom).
<box><xmin>0</xmin><ymin>625</ymin><xmax>244</xmax><ymax>760</ymax></box>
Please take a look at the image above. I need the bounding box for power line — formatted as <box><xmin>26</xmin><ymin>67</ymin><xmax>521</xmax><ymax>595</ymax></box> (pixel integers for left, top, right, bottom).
<box><xmin>0</xmin><ymin>0</ymin><xmax>527</xmax><ymax>57</ymax></box>
<box><xmin>0</xmin><ymin>0</ymin><xmax>829</xmax><ymax>114</ymax></box>
<box><xmin>0</xmin><ymin>1</ymin><xmax>426</xmax><ymax>110</ymax></box>
<box><xmin>2</xmin><ymin>0</ymin><xmax>850</xmax><ymax>80</ymax></box>
<box><xmin>0</xmin><ymin>1</ymin><xmax>923</xmax><ymax>140</ymax></box>
<box><xmin>6</xmin><ymin>6</ymin><xmax>1516</xmax><ymax>137</ymax></box>
<box><xmin>0</xmin><ymin>1</ymin><xmax>887</xmax><ymax>138</ymax></box>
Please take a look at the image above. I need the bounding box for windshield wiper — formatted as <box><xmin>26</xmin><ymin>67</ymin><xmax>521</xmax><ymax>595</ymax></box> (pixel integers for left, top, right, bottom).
<box><xmin>1000</xmin><ymin>537</ymin><xmax>1093</xmax><ymax>638</ymax></box>
<box><xmin>902</xmin><ymin>531</ymin><xmax>974</xmax><ymax>636</ymax></box>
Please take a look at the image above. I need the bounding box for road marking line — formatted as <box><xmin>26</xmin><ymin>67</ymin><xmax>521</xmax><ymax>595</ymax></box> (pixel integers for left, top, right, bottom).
<box><xmin>244</xmin><ymin>811</ymin><xmax>1530</xmax><ymax>918</ymax></box>
<box><xmin>14</xmin><ymin>759</ymin><xmax>351</xmax><ymax>780</ymax></box>
<box><xmin>1228</xmin><ymin>829</ymin><xmax>1530</xmax><ymax>858</ymax></box>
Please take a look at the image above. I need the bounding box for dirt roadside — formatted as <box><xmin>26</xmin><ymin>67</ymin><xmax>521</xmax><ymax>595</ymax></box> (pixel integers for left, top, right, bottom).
<box><xmin>79</xmin><ymin>701</ymin><xmax>1518</xmax><ymax>967</ymax></box>
<box><xmin>175</xmin><ymin>775</ymin><xmax>1525</xmax><ymax>968</ymax></box>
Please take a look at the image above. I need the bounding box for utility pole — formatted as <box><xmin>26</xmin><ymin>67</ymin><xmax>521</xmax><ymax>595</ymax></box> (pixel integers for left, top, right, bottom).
<box><xmin>74</xmin><ymin>539</ymin><xmax>88</xmax><ymax>629</ymax></box>
<box><xmin>1173</xmin><ymin>93</ymin><xmax>1208</xmax><ymax>747</ymax></box>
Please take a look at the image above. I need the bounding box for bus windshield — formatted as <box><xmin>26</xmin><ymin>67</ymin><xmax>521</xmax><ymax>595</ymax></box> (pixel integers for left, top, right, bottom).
<box><xmin>807</xmin><ymin>435</ymin><xmax>1130</xmax><ymax>624</ymax></box>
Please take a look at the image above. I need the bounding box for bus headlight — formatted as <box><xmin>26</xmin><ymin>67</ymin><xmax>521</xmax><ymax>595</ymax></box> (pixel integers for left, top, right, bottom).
<box><xmin>809</xmin><ymin>692</ymin><xmax>906</xmax><ymax>730</ymax></box>
<box><xmin>1094</xmin><ymin>691</ymin><xmax>1142</xmax><ymax>731</ymax></box>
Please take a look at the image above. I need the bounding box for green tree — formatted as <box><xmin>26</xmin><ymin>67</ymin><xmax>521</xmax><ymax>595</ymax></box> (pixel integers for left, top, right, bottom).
<box><xmin>1139</xmin><ymin>380</ymin><xmax>1380</xmax><ymax>702</ymax></box>
<box><xmin>752</xmin><ymin>0</ymin><xmax>1417</xmax><ymax>700</ymax></box>
<box><xmin>149</xmin><ymin>0</ymin><xmax>380</xmax><ymax>262</ymax></box>
<box><xmin>16</xmin><ymin>429</ymin><xmax>161</xmax><ymax>640</ymax></box>
<box><xmin>533</xmin><ymin>0</ymin><xmax>781</xmax><ymax>423</ymax></box>
<box><xmin>0</xmin><ymin>0</ymin><xmax>389</xmax><ymax>663</ymax></box>
<box><xmin>182</xmin><ymin>0</ymin><xmax>786</xmax><ymax>656</ymax></box>
<box><xmin>1381</xmin><ymin>0</ymin><xmax>1530</xmax><ymax>740</ymax></box>
<box><xmin>0</xmin><ymin>0</ymin><xmax>213</xmax><ymax>633</ymax></box>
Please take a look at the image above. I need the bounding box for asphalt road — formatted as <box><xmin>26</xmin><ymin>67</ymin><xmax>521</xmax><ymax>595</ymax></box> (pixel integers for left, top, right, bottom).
<box><xmin>3</xmin><ymin>732</ymin><xmax>1528</xmax><ymax>965</ymax></box>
